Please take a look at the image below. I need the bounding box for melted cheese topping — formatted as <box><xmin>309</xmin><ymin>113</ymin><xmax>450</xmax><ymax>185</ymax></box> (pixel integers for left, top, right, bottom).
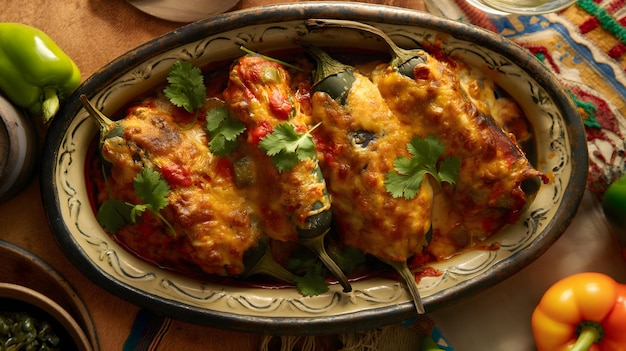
<box><xmin>224</xmin><ymin>56</ymin><xmax>330</xmax><ymax>242</ymax></box>
<box><xmin>371</xmin><ymin>54</ymin><xmax>543</xmax><ymax>259</ymax></box>
<box><xmin>101</xmin><ymin>98</ymin><xmax>261</xmax><ymax>276</ymax></box>
<box><xmin>312</xmin><ymin>71</ymin><xmax>433</xmax><ymax>262</ymax></box>
<box><xmin>94</xmin><ymin>51</ymin><xmax>544</xmax><ymax>277</ymax></box>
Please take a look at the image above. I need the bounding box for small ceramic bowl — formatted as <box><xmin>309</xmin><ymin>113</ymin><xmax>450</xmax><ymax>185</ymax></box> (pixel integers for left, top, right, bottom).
<box><xmin>465</xmin><ymin>0</ymin><xmax>577</xmax><ymax>14</ymax></box>
<box><xmin>41</xmin><ymin>2</ymin><xmax>588</xmax><ymax>335</ymax></box>
<box><xmin>0</xmin><ymin>240</ymin><xmax>99</xmax><ymax>350</ymax></box>
<box><xmin>126</xmin><ymin>0</ymin><xmax>241</xmax><ymax>22</ymax></box>
<box><xmin>0</xmin><ymin>283</ymin><xmax>92</xmax><ymax>351</ymax></box>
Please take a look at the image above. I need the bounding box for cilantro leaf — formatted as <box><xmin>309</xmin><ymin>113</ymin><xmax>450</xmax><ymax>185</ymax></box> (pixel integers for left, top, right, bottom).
<box><xmin>97</xmin><ymin>168</ymin><xmax>176</xmax><ymax>237</ymax></box>
<box><xmin>438</xmin><ymin>156</ymin><xmax>461</xmax><ymax>185</ymax></box>
<box><xmin>134</xmin><ymin>168</ymin><xmax>170</xmax><ymax>212</ymax></box>
<box><xmin>205</xmin><ymin>104</ymin><xmax>246</xmax><ymax>156</ymax></box>
<box><xmin>163</xmin><ymin>61</ymin><xmax>207</xmax><ymax>113</ymax></box>
<box><xmin>205</xmin><ymin>103</ymin><xmax>229</xmax><ymax>131</ymax></box>
<box><xmin>258</xmin><ymin>122</ymin><xmax>320</xmax><ymax>172</ymax></box>
<box><xmin>384</xmin><ymin>135</ymin><xmax>460</xmax><ymax>200</ymax></box>
<box><xmin>286</xmin><ymin>248</ymin><xmax>332</xmax><ymax>296</ymax></box>
<box><xmin>129</xmin><ymin>203</ymin><xmax>148</xmax><ymax>223</ymax></box>
<box><xmin>97</xmin><ymin>199</ymin><xmax>133</xmax><ymax>233</ymax></box>
<box><xmin>407</xmin><ymin>135</ymin><xmax>444</xmax><ymax>166</ymax></box>
<box><xmin>293</xmin><ymin>262</ymin><xmax>329</xmax><ymax>296</ymax></box>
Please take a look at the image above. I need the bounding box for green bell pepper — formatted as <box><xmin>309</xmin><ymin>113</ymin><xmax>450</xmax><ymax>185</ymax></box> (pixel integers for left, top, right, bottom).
<box><xmin>421</xmin><ymin>335</ymin><xmax>445</xmax><ymax>350</ymax></box>
<box><xmin>421</xmin><ymin>330</ymin><xmax>454</xmax><ymax>350</ymax></box>
<box><xmin>603</xmin><ymin>175</ymin><xmax>626</xmax><ymax>218</ymax></box>
<box><xmin>0</xmin><ymin>22</ymin><xmax>81</xmax><ymax>122</ymax></box>
<box><xmin>603</xmin><ymin>174</ymin><xmax>626</xmax><ymax>233</ymax></box>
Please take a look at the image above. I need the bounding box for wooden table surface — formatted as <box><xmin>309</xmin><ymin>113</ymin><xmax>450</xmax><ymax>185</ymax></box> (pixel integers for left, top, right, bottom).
<box><xmin>0</xmin><ymin>1</ymin><xmax>425</xmax><ymax>350</ymax></box>
<box><xmin>3</xmin><ymin>1</ymin><xmax>625</xmax><ymax>350</ymax></box>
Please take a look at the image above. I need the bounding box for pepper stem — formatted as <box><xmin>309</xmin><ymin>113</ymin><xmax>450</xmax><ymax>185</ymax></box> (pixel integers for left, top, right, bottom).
<box><xmin>42</xmin><ymin>86</ymin><xmax>60</xmax><ymax>123</ymax></box>
<box><xmin>299</xmin><ymin>42</ymin><xmax>352</xmax><ymax>86</ymax></box>
<box><xmin>569</xmin><ymin>321</ymin><xmax>604</xmax><ymax>351</ymax></box>
<box><xmin>80</xmin><ymin>94</ymin><xmax>116</xmax><ymax>128</ymax></box>
<box><xmin>381</xmin><ymin>258</ymin><xmax>426</xmax><ymax>314</ymax></box>
<box><xmin>80</xmin><ymin>94</ymin><xmax>120</xmax><ymax>149</ymax></box>
<box><xmin>244</xmin><ymin>248</ymin><xmax>296</xmax><ymax>284</ymax></box>
<box><xmin>306</xmin><ymin>20</ymin><xmax>415</xmax><ymax>64</ymax></box>
<box><xmin>305</xmin><ymin>19</ymin><xmax>425</xmax><ymax>78</ymax></box>
<box><xmin>300</xmin><ymin>233</ymin><xmax>352</xmax><ymax>293</ymax></box>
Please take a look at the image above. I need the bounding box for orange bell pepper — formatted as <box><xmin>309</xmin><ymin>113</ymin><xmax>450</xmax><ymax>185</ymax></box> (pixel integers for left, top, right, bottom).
<box><xmin>532</xmin><ymin>272</ymin><xmax>626</xmax><ymax>351</ymax></box>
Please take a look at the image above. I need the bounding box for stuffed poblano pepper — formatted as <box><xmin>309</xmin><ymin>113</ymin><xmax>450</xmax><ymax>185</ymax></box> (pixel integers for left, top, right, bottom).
<box><xmin>223</xmin><ymin>54</ymin><xmax>351</xmax><ymax>292</ymax></box>
<box><xmin>80</xmin><ymin>95</ymin><xmax>295</xmax><ymax>283</ymax></box>
<box><xmin>302</xmin><ymin>43</ymin><xmax>451</xmax><ymax>313</ymax></box>
<box><xmin>307</xmin><ymin>19</ymin><xmax>546</xmax><ymax>258</ymax></box>
<box><xmin>0</xmin><ymin>23</ymin><xmax>80</xmax><ymax>122</ymax></box>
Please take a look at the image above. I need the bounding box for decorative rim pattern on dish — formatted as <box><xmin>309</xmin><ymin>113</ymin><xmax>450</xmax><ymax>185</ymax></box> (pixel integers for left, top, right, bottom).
<box><xmin>40</xmin><ymin>2</ymin><xmax>587</xmax><ymax>334</ymax></box>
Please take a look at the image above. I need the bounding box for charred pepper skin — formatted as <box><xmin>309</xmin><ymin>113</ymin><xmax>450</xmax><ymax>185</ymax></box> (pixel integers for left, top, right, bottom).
<box><xmin>303</xmin><ymin>43</ymin><xmax>355</xmax><ymax>107</ymax></box>
<box><xmin>0</xmin><ymin>23</ymin><xmax>81</xmax><ymax>122</ymax></box>
<box><xmin>314</xmin><ymin>68</ymin><xmax>356</xmax><ymax>106</ymax></box>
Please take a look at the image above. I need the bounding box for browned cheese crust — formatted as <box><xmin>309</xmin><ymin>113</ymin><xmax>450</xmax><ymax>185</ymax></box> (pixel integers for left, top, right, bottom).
<box><xmin>223</xmin><ymin>56</ymin><xmax>330</xmax><ymax>243</ymax></box>
<box><xmin>311</xmin><ymin>70</ymin><xmax>434</xmax><ymax>262</ymax></box>
<box><xmin>371</xmin><ymin>53</ymin><xmax>545</xmax><ymax>259</ymax></box>
<box><xmin>100</xmin><ymin>96</ymin><xmax>261</xmax><ymax>276</ymax></box>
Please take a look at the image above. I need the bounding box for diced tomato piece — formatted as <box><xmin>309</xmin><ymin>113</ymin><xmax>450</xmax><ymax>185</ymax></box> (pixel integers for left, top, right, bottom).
<box><xmin>269</xmin><ymin>89</ymin><xmax>292</xmax><ymax>120</ymax></box>
<box><xmin>249</xmin><ymin>120</ymin><xmax>273</xmax><ymax>145</ymax></box>
<box><xmin>161</xmin><ymin>164</ymin><xmax>193</xmax><ymax>187</ymax></box>
<box><xmin>294</xmin><ymin>124</ymin><xmax>308</xmax><ymax>134</ymax></box>
<box><xmin>215</xmin><ymin>157</ymin><xmax>234</xmax><ymax>181</ymax></box>
<box><xmin>239</xmin><ymin>58</ymin><xmax>281</xmax><ymax>84</ymax></box>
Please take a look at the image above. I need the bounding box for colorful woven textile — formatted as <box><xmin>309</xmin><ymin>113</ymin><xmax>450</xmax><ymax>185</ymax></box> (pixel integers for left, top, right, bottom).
<box><xmin>444</xmin><ymin>0</ymin><xmax>626</xmax><ymax>195</ymax></box>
